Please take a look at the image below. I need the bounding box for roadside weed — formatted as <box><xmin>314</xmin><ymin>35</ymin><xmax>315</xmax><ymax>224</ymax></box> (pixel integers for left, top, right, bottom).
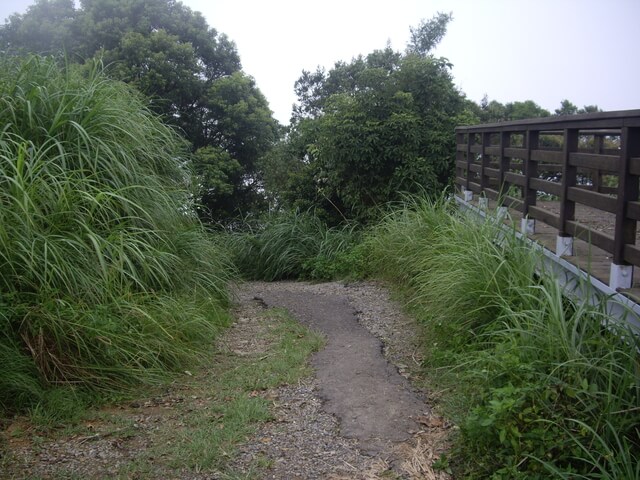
<box><xmin>222</xmin><ymin>210</ymin><xmax>362</xmax><ymax>281</ymax></box>
<box><xmin>367</xmin><ymin>196</ymin><xmax>640</xmax><ymax>479</ymax></box>
<box><xmin>158</xmin><ymin>308</ymin><xmax>323</xmax><ymax>473</ymax></box>
<box><xmin>0</xmin><ymin>55</ymin><xmax>233</xmax><ymax>416</ymax></box>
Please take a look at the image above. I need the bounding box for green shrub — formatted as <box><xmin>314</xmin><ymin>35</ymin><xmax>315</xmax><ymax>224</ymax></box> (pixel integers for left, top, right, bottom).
<box><xmin>0</xmin><ymin>56</ymin><xmax>233</xmax><ymax>416</ymax></box>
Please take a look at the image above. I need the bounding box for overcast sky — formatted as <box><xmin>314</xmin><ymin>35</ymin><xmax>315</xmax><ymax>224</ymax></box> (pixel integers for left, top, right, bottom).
<box><xmin>2</xmin><ymin>0</ymin><xmax>639</xmax><ymax>124</ymax></box>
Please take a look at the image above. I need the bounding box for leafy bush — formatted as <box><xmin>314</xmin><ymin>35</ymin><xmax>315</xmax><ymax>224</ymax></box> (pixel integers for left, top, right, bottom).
<box><xmin>368</xmin><ymin>196</ymin><xmax>640</xmax><ymax>479</ymax></box>
<box><xmin>0</xmin><ymin>56</ymin><xmax>233</xmax><ymax>416</ymax></box>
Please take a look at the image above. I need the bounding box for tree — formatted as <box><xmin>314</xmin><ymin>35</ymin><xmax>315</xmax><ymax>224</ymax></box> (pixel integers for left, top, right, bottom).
<box><xmin>506</xmin><ymin>100</ymin><xmax>550</xmax><ymax>120</ymax></box>
<box><xmin>202</xmin><ymin>72</ymin><xmax>279</xmax><ymax>167</ymax></box>
<box><xmin>476</xmin><ymin>95</ymin><xmax>508</xmax><ymax>123</ymax></box>
<box><xmin>0</xmin><ymin>0</ymin><xmax>279</xmax><ymax>222</ymax></box>
<box><xmin>312</xmin><ymin>90</ymin><xmax>424</xmax><ymax>221</ymax></box>
<box><xmin>579</xmin><ymin>104</ymin><xmax>601</xmax><ymax>114</ymax></box>
<box><xmin>0</xmin><ymin>0</ymin><xmax>79</xmax><ymax>53</ymax></box>
<box><xmin>270</xmin><ymin>14</ymin><xmax>464</xmax><ymax>224</ymax></box>
<box><xmin>194</xmin><ymin>72</ymin><xmax>280</xmax><ymax>221</ymax></box>
<box><xmin>555</xmin><ymin>99</ymin><xmax>579</xmax><ymax>116</ymax></box>
<box><xmin>406</xmin><ymin>12</ymin><xmax>452</xmax><ymax>56</ymax></box>
<box><xmin>292</xmin><ymin>47</ymin><xmax>405</xmax><ymax>122</ymax></box>
<box><xmin>475</xmin><ymin>97</ymin><xmax>550</xmax><ymax>123</ymax></box>
<box><xmin>554</xmin><ymin>100</ymin><xmax>602</xmax><ymax>116</ymax></box>
<box><xmin>191</xmin><ymin>146</ymin><xmax>243</xmax><ymax>221</ymax></box>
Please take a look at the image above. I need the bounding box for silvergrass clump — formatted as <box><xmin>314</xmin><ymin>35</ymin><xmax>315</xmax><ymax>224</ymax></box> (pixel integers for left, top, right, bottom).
<box><xmin>223</xmin><ymin>209</ymin><xmax>361</xmax><ymax>281</ymax></box>
<box><xmin>368</xmin><ymin>196</ymin><xmax>640</xmax><ymax>478</ymax></box>
<box><xmin>0</xmin><ymin>55</ymin><xmax>233</xmax><ymax>416</ymax></box>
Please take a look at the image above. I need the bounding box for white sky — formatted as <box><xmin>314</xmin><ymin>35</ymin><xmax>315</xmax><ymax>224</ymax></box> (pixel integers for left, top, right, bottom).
<box><xmin>2</xmin><ymin>0</ymin><xmax>639</xmax><ymax>124</ymax></box>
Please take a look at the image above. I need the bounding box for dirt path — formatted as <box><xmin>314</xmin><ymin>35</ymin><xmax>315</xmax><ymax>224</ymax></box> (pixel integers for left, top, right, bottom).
<box><xmin>0</xmin><ymin>281</ymin><xmax>451</xmax><ymax>479</ymax></box>
<box><xmin>254</xmin><ymin>283</ymin><xmax>428</xmax><ymax>450</ymax></box>
<box><xmin>230</xmin><ymin>281</ymin><xmax>451</xmax><ymax>479</ymax></box>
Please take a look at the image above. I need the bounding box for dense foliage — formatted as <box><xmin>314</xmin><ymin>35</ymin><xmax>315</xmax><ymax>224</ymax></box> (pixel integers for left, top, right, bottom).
<box><xmin>464</xmin><ymin>96</ymin><xmax>602</xmax><ymax>125</ymax></box>
<box><xmin>222</xmin><ymin>210</ymin><xmax>363</xmax><ymax>281</ymax></box>
<box><xmin>0</xmin><ymin>56</ymin><xmax>233</xmax><ymax>416</ymax></box>
<box><xmin>0</xmin><ymin>0</ymin><xmax>280</xmax><ymax>222</ymax></box>
<box><xmin>220</xmin><ymin>192</ymin><xmax>639</xmax><ymax>477</ymax></box>
<box><xmin>367</xmin><ymin>198</ymin><xmax>639</xmax><ymax>479</ymax></box>
<box><xmin>2</xmin><ymin>12</ymin><xmax>629</xmax><ymax>478</ymax></box>
<box><xmin>261</xmin><ymin>15</ymin><xmax>466</xmax><ymax>224</ymax></box>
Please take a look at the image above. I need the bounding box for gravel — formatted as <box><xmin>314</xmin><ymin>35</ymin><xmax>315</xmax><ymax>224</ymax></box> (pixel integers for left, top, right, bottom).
<box><xmin>228</xmin><ymin>281</ymin><xmax>451</xmax><ymax>480</ymax></box>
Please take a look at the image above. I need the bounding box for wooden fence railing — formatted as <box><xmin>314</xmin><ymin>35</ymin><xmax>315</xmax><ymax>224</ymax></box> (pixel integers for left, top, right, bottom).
<box><xmin>455</xmin><ymin>109</ymin><xmax>640</xmax><ymax>290</ymax></box>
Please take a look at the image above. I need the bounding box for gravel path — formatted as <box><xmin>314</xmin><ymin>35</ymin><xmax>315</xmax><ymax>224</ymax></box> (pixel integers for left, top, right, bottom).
<box><xmin>229</xmin><ymin>281</ymin><xmax>452</xmax><ymax>479</ymax></box>
<box><xmin>0</xmin><ymin>281</ymin><xmax>451</xmax><ymax>479</ymax></box>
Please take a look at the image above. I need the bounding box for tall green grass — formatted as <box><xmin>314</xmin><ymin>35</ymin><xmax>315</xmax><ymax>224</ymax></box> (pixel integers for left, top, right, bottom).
<box><xmin>0</xmin><ymin>56</ymin><xmax>233</xmax><ymax>416</ymax></box>
<box><xmin>223</xmin><ymin>209</ymin><xmax>363</xmax><ymax>281</ymax></box>
<box><xmin>368</xmin><ymin>196</ymin><xmax>640</xmax><ymax>479</ymax></box>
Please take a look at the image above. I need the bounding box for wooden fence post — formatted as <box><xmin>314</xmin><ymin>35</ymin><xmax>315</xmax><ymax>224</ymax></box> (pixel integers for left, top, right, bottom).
<box><xmin>464</xmin><ymin>132</ymin><xmax>473</xmax><ymax>201</ymax></box>
<box><xmin>522</xmin><ymin>130</ymin><xmax>539</xmax><ymax>234</ymax></box>
<box><xmin>611</xmin><ymin>127</ymin><xmax>640</xmax><ymax>289</ymax></box>
<box><xmin>557</xmin><ymin>128</ymin><xmax>578</xmax><ymax>256</ymax></box>
<box><xmin>479</xmin><ymin>132</ymin><xmax>491</xmax><ymax>208</ymax></box>
<box><xmin>456</xmin><ymin>131</ymin><xmax>466</xmax><ymax>196</ymax></box>
<box><xmin>593</xmin><ymin>133</ymin><xmax>604</xmax><ymax>193</ymax></box>
<box><xmin>499</xmin><ymin>131</ymin><xmax>511</xmax><ymax>208</ymax></box>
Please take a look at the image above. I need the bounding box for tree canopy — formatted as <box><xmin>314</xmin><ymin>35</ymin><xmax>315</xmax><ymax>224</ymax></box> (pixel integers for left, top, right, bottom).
<box><xmin>468</xmin><ymin>96</ymin><xmax>603</xmax><ymax>124</ymax></box>
<box><xmin>554</xmin><ymin>99</ymin><xmax>602</xmax><ymax>116</ymax></box>
<box><xmin>1</xmin><ymin>3</ymin><xmax>607</xmax><ymax>224</ymax></box>
<box><xmin>470</xmin><ymin>96</ymin><xmax>551</xmax><ymax>123</ymax></box>
<box><xmin>265</xmin><ymin>14</ymin><xmax>465</xmax><ymax>224</ymax></box>
<box><xmin>0</xmin><ymin>0</ymin><xmax>279</xmax><ymax>222</ymax></box>
<box><xmin>407</xmin><ymin>12</ymin><xmax>452</xmax><ymax>56</ymax></box>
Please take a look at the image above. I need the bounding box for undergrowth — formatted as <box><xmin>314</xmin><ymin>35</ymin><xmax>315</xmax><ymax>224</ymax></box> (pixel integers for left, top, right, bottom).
<box><xmin>367</xmin><ymin>196</ymin><xmax>640</xmax><ymax>479</ymax></box>
<box><xmin>0</xmin><ymin>307</ymin><xmax>323</xmax><ymax>478</ymax></box>
<box><xmin>222</xmin><ymin>209</ymin><xmax>365</xmax><ymax>281</ymax></box>
<box><xmin>0</xmin><ymin>55</ymin><xmax>233</xmax><ymax>418</ymax></box>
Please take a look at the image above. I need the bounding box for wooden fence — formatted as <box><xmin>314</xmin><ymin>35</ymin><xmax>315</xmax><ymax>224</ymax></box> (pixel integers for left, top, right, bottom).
<box><xmin>455</xmin><ymin>109</ymin><xmax>640</xmax><ymax>290</ymax></box>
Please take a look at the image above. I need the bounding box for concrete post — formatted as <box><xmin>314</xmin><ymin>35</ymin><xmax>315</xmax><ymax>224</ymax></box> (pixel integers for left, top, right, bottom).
<box><xmin>463</xmin><ymin>190</ymin><xmax>473</xmax><ymax>202</ymax></box>
<box><xmin>610</xmin><ymin>263</ymin><xmax>633</xmax><ymax>290</ymax></box>
<box><xmin>521</xmin><ymin>218</ymin><xmax>535</xmax><ymax>235</ymax></box>
<box><xmin>556</xmin><ymin>235</ymin><xmax>574</xmax><ymax>257</ymax></box>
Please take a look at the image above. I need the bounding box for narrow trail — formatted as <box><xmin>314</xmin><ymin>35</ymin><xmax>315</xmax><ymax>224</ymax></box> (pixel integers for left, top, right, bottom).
<box><xmin>255</xmin><ymin>284</ymin><xmax>428</xmax><ymax>453</ymax></box>
<box><xmin>231</xmin><ymin>281</ymin><xmax>451</xmax><ymax>479</ymax></box>
<box><xmin>0</xmin><ymin>281</ymin><xmax>451</xmax><ymax>479</ymax></box>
